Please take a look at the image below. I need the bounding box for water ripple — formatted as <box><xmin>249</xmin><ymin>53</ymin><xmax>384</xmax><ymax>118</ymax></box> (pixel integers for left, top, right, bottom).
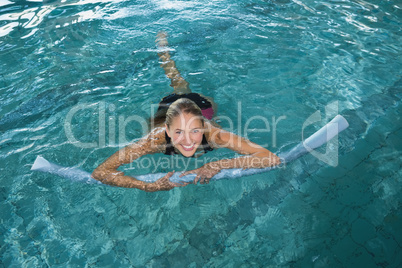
<box><xmin>1</xmin><ymin>0</ymin><xmax>401</xmax><ymax>267</ymax></box>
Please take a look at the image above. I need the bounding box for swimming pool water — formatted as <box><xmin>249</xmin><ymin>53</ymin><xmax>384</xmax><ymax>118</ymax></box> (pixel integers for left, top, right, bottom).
<box><xmin>1</xmin><ymin>0</ymin><xmax>401</xmax><ymax>267</ymax></box>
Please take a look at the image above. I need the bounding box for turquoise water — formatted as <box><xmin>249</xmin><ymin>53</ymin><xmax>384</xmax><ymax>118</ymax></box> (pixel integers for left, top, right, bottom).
<box><xmin>1</xmin><ymin>0</ymin><xmax>401</xmax><ymax>266</ymax></box>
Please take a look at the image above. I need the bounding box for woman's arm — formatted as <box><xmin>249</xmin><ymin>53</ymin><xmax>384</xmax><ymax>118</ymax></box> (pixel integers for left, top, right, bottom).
<box><xmin>180</xmin><ymin>125</ymin><xmax>281</xmax><ymax>183</ymax></box>
<box><xmin>92</xmin><ymin>129</ymin><xmax>182</xmax><ymax>191</ymax></box>
<box><xmin>92</xmin><ymin>138</ymin><xmax>153</xmax><ymax>190</ymax></box>
<box><xmin>208</xmin><ymin>126</ymin><xmax>281</xmax><ymax>169</ymax></box>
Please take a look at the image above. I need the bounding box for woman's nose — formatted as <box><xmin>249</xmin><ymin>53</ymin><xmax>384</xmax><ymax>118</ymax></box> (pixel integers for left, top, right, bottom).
<box><xmin>184</xmin><ymin>132</ymin><xmax>192</xmax><ymax>143</ymax></box>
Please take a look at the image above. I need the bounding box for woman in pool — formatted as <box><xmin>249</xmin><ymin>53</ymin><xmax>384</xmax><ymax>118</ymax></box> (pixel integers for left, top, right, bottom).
<box><xmin>92</xmin><ymin>32</ymin><xmax>281</xmax><ymax>192</ymax></box>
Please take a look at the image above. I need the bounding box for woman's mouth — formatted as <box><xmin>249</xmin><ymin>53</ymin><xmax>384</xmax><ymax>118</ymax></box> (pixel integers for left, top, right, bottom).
<box><xmin>181</xmin><ymin>144</ymin><xmax>195</xmax><ymax>151</ymax></box>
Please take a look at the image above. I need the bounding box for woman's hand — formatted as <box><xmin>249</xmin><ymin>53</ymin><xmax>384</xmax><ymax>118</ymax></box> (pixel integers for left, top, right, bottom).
<box><xmin>180</xmin><ymin>163</ymin><xmax>221</xmax><ymax>185</ymax></box>
<box><xmin>145</xmin><ymin>172</ymin><xmax>189</xmax><ymax>192</ymax></box>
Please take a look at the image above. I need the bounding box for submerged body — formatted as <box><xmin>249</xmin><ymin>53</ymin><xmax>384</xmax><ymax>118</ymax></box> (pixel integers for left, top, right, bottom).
<box><xmin>92</xmin><ymin>32</ymin><xmax>281</xmax><ymax>191</ymax></box>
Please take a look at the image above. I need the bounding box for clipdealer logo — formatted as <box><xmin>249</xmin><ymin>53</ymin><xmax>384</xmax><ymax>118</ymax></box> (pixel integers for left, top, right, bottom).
<box><xmin>63</xmin><ymin>101</ymin><xmax>287</xmax><ymax>150</ymax></box>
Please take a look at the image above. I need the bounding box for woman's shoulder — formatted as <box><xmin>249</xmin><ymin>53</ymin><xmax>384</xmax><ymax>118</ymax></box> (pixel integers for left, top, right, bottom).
<box><xmin>127</xmin><ymin>127</ymin><xmax>167</xmax><ymax>153</ymax></box>
<box><xmin>147</xmin><ymin>126</ymin><xmax>166</xmax><ymax>139</ymax></box>
<box><xmin>147</xmin><ymin>127</ymin><xmax>168</xmax><ymax>146</ymax></box>
<box><xmin>204</xmin><ymin>122</ymin><xmax>225</xmax><ymax>147</ymax></box>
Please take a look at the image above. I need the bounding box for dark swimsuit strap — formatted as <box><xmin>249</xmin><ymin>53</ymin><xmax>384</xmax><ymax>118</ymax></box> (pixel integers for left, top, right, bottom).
<box><xmin>164</xmin><ymin>131</ymin><xmax>213</xmax><ymax>156</ymax></box>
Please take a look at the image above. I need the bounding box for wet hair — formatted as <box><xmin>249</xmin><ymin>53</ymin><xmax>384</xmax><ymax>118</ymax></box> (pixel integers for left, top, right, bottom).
<box><xmin>151</xmin><ymin>98</ymin><xmax>205</xmax><ymax>128</ymax></box>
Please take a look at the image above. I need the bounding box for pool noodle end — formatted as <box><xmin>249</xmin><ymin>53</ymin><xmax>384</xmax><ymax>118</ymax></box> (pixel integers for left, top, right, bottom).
<box><xmin>31</xmin><ymin>156</ymin><xmax>51</xmax><ymax>171</ymax></box>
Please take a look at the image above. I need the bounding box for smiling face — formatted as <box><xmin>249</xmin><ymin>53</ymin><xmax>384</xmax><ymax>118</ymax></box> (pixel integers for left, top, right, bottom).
<box><xmin>165</xmin><ymin>113</ymin><xmax>204</xmax><ymax>157</ymax></box>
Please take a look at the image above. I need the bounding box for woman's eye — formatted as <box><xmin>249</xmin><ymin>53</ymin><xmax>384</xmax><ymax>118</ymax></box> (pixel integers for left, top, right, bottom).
<box><xmin>176</xmin><ymin>131</ymin><xmax>182</xmax><ymax>135</ymax></box>
<box><xmin>193</xmin><ymin>130</ymin><xmax>199</xmax><ymax>133</ymax></box>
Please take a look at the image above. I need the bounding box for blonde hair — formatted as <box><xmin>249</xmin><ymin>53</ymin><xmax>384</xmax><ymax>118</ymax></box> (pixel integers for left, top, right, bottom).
<box><xmin>152</xmin><ymin>98</ymin><xmax>205</xmax><ymax>128</ymax></box>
